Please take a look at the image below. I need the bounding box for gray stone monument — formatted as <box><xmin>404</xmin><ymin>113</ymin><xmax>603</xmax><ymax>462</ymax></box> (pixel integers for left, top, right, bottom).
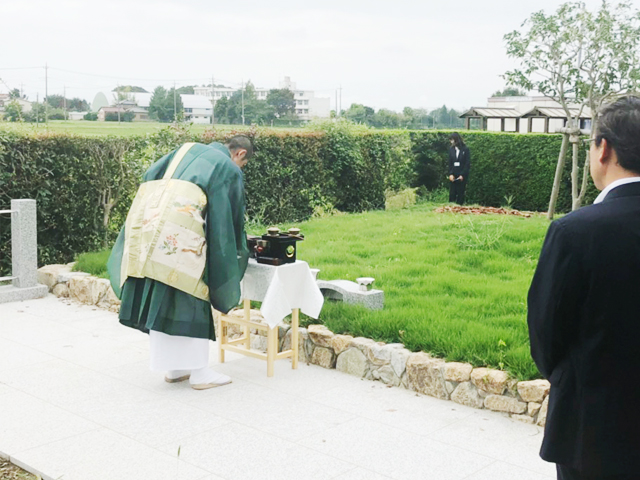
<box><xmin>0</xmin><ymin>199</ymin><xmax>48</xmax><ymax>303</ymax></box>
<box><xmin>316</xmin><ymin>277</ymin><xmax>384</xmax><ymax>310</ymax></box>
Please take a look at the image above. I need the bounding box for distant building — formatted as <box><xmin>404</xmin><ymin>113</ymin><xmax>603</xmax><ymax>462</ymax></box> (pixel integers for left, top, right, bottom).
<box><xmin>280</xmin><ymin>77</ymin><xmax>331</xmax><ymax>120</ymax></box>
<box><xmin>460</xmin><ymin>96</ymin><xmax>592</xmax><ymax>133</ymax></box>
<box><xmin>181</xmin><ymin>94</ymin><xmax>213</xmax><ymax>124</ymax></box>
<box><xmin>97</xmin><ymin>106</ymin><xmax>149</xmax><ymax>122</ymax></box>
<box><xmin>193</xmin><ymin>77</ymin><xmax>330</xmax><ymax>121</ymax></box>
<box><xmin>68</xmin><ymin>111</ymin><xmax>88</xmax><ymax>120</ymax></box>
<box><xmin>0</xmin><ymin>93</ymin><xmax>32</xmax><ymax>115</ymax></box>
<box><xmin>91</xmin><ymin>91</ymin><xmax>153</xmax><ymax>113</ymax></box>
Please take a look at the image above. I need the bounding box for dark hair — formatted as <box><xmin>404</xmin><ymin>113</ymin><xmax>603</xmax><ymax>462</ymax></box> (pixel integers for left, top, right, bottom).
<box><xmin>595</xmin><ymin>95</ymin><xmax>640</xmax><ymax>174</ymax></box>
<box><xmin>226</xmin><ymin>135</ymin><xmax>254</xmax><ymax>159</ymax></box>
<box><xmin>450</xmin><ymin>132</ymin><xmax>465</xmax><ymax>148</ymax></box>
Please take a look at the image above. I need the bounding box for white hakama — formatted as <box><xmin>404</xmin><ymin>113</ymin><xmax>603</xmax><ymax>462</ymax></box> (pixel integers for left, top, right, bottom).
<box><xmin>149</xmin><ymin>330</ymin><xmax>209</xmax><ymax>372</ymax></box>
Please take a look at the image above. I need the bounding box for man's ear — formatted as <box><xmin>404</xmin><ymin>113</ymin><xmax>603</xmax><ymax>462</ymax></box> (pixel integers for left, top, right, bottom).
<box><xmin>599</xmin><ymin>138</ymin><xmax>615</xmax><ymax>166</ymax></box>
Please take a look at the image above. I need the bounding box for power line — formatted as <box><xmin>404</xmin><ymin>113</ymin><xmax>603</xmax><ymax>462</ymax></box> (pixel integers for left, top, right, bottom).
<box><xmin>0</xmin><ymin>66</ymin><xmax>43</xmax><ymax>71</ymax></box>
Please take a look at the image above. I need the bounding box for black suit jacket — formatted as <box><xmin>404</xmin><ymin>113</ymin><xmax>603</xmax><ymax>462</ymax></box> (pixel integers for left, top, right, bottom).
<box><xmin>528</xmin><ymin>181</ymin><xmax>640</xmax><ymax>475</ymax></box>
<box><xmin>448</xmin><ymin>146</ymin><xmax>470</xmax><ymax>179</ymax></box>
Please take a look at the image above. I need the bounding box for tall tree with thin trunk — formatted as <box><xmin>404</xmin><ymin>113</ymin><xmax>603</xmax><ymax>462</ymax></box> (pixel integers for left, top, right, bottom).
<box><xmin>504</xmin><ymin>1</ymin><xmax>640</xmax><ymax>218</ymax></box>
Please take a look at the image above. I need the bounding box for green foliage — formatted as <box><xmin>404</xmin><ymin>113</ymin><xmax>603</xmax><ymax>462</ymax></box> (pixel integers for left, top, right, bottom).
<box><xmin>0</xmin><ymin>131</ymin><xmax>141</xmax><ymax>275</ymax></box>
<box><xmin>409</xmin><ymin>130</ymin><xmax>597</xmax><ymax>212</ymax></box>
<box><xmin>114</xmin><ymin>86</ymin><xmax>148</xmax><ymax>93</ymax></box>
<box><xmin>45</xmin><ymin>95</ymin><xmax>90</xmax><ymax>112</ymax></box>
<box><xmin>0</xmin><ymin>124</ymin><xmax>593</xmax><ymax>276</ymax></box>
<box><xmin>175</xmin><ymin>86</ymin><xmax>195</xmax><ymax>95</ymax></box>
<box><xmin>215</xmin><ymin>82</ymin><xmax>276</xmax><ymax>125</ymax></box>
<box><xmin>73</xmin><ymin>249</ymin><xmax>111</xmax><ymax>278</ymax></box>
<box><xmin>76</xmin><ymin>204</ymin><xmax>550</xmax><ymax>380</ymax></box>
<box><xmin>342</xmin><ymin>103</ymin><xmax>463</xmax><ymax>129</ymax></box>
<box><xmin>83</xmin><ymin>112</ymin><xmax>98</xmax><ymax>121</ymax></box>
<box><xmin>385</xmin><ymin>188</ymin><xmax>417</xmax><ymax>210</ymax></box>
<box><xmin>504</xmin><ymin>1</ymin><xmax>640</xmax><ymax>116</ymax></box>
<box><xmin>23</xmin><ymin>103</ymin><xmax>46</xmax><ymax>123</ymax></box>
<box><xmin>105</xmin><ymin>111</ymin><xmax>135</xmax><ymax>122</ymax></box>
<box><xmin>4</xmin><ymin>100</ymin><xmax>23</xmax><ymax>122</ymax></box>
<box><xmin>148</xmin><ymin>86</ymin><xmax>184</xmax><ymax>122</ymax></box>
<box><xmin>266</xmin><ymin>89</ymin><xmax>296</xmax><ymax>118</ymax></box>
<box><xmin>492</xmin><ymin>87</ymin><xmax>527</xmax><ymax>97</ymax></box>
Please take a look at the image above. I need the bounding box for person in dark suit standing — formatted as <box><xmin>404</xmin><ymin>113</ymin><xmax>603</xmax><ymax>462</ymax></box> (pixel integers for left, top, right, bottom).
<box><xmin>527</xmin><ymin>96</ymin><xmax>640</xmax><ymax>480</ymax></box>
<box><xmin>448</xmin><ymin>132</ymin><xmax>470</xmax><ymax>204</ymax></box>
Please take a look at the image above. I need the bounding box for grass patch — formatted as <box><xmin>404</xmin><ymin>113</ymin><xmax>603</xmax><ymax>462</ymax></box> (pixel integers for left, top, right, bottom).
<box><xmin>0</xmin><ymin>120</ymin><xmax>302</xmax><ymax>137</ymax></box>
<box><xmin>73</xmin><ymin>203</ymin><xmax>550</xmax><ymax>380</ymax></box>
<box><xmin>73</xmin><ymin>249</ymin><xmax>112</xmax><ymax>278</ymax></box>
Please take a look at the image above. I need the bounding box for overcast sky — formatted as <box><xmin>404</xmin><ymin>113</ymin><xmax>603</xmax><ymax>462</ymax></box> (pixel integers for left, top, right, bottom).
<box><xmin>1</xmin><ymin>0</ymin><xmax>616</xmax><ymax>112</ymax></box>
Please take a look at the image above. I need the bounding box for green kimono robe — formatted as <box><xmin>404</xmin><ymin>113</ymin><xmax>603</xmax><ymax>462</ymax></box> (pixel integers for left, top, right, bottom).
<box><xmin>107</xmin><ymin>142</ymin><xmax>249</xmax><ymax>340</ymax></box>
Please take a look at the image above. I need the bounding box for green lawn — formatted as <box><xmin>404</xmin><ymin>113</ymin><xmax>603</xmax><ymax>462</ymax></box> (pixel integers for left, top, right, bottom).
<box><xmin>0</xmin><ymin>120</ymin><xmax>301</xmax><ymax>137</ymax></box>
<box><xmin>75</xmin><ymin>203</ymin><xmax>550</xmax><ymax>380</ymax></box>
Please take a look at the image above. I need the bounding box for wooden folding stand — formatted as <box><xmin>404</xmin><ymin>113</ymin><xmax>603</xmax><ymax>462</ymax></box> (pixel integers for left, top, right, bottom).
<box><xmin>217</xmin><ymin>299</ymin><xmax>299</xmax><ymax>377</ymax></box>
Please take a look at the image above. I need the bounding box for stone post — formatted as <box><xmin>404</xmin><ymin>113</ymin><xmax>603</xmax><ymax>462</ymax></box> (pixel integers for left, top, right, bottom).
<box><xmin>12</xmin><ymin>199</ymin><xmax>38</xmax><ymax>288</ymax></box>
<box><xmin>0</xmin><ymin>199</ymin><xmax>48</xmax><ymax>303</ymax></box>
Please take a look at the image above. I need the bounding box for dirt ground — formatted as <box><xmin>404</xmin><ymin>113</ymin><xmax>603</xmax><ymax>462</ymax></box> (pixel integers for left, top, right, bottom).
<box><xmin>435</xmin><ymin>205</ymin><xmax>540</xmax><ymax>218</ymax></box>
<box><xmin>0</xmin><ymin>459</ymin><xmax>38</xmax><ymax>480</ymax></box>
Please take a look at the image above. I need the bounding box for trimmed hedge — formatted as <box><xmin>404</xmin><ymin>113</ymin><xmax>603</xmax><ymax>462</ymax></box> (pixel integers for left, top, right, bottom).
<box><xmin>0</xmin><ymin>125</ymin><xmax>412</xmax><ymax>274</ymax></box>
<box><xmin>410</xmin><ymin>130</ymin><xmax>598</xmax><ymax>212</ymax></box>
<box><xmin>0</xmin><ymin>125</ymin><xmax>594</xmax><ymax>275</ymax></box>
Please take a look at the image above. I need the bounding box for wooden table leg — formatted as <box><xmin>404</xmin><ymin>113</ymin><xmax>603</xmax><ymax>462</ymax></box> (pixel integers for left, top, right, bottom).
<box><xmin>243</xmin><ymin>299</ymin><xmax>251</xmax><ymax>349</ymax></box>
<box><xmin>292</xmin><ymin>308</ymin><xmax>299</xmax><ymax>370</ymax></box>
<box><xmin>267</xmin><ymin>324</ymin><xmax>277</xmax><ymax>377</ymax></box>
<box><xmin>218</xmin><ymin>314</ymin><xmax>226</xmax><ymax>363</ymax></box>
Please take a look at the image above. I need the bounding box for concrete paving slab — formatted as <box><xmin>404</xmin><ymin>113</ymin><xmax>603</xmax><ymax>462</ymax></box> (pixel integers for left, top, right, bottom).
<box><xmin>31</xmin><ymin>331</ymin><xmax>147</xmax><ymax>372</ymax></box>
<box><xmin>0</xmin><ymin>296</ymin><xmax>556</xmax><ymax>480</ymax></box>
<box><xmin>299</xmin><ymin>416</ymin><xmax>495</xmax><ymax>480</ymax></box>
<box><xmin>0</xmin><ymin>390</ymin><xmax>99</xmax><ymax>453</ymax></box>
<box><xmin>0</xmin><ymin>337</ymin><xmax>56</xmax><ymax>371</ymax></box>
<box><xmin>464</xmin><ymin>460</ymin><xmax>555</xmax><ymax>479</ymax></box>
<box><xmin>13</xmin><ymin>428</ymin><xmax>212</xmax><ymax>480</ymax></box>
<box><xmin>157</xmin><ymin>422</ymin><xmax>354</xmax><ymax>480</ymax></box>
<box><xmin>333</xmin><ymin>467</ymin><xmax>394</xmax><ymax>479</ymax></box>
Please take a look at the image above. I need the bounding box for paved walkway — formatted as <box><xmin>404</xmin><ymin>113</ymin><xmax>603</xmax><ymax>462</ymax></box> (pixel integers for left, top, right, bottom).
<box><xmin>0</xmin><ymin>295</ymin><xmax>556</xmax><ymax>480</ymax></box>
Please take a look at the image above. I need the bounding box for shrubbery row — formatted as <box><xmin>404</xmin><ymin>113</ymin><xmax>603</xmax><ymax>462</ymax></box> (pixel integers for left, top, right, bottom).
<box><xmin>0</xmin><ymin>124</ymin><xmax>594</xmax><ymax>273</ymax></box>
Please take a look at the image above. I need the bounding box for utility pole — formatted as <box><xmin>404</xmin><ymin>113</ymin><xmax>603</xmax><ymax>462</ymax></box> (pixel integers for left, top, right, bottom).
<box><xmin>339</xmin><ymin>85</ymin><xmax>342</xmax><ymax>117</ymax></box>
<box><xmin>36</xmin><ymin>93</ymin><xmax>39</xmax><ymax>127</ymax></box>
<box><xmin>173</xmin><ymin>81</ymin><xmax>177</xmax><ymax>123</ymax></box>
<box><xmin>116</xmin><ymin>84</ymin><xmax>121</xmax><ymax>124</ymax></box>
<box><xmin>211</xmin><ymin>75</ymin><xmax>215</xmax><ymax>125</ymax></box>
<box><xmin>241</xmin><ymin>79</ymin><xmax>245</xmax><ymax>125</ymax></box>
<box><xmin>63</xmin><ymin>85</ymin><xmax>67</xmax><ymax>121</ymax></box>
<box><xmin>44</xmin><ymin>63</ymin><xmax>48</xmax><ymax>123</ymax></box>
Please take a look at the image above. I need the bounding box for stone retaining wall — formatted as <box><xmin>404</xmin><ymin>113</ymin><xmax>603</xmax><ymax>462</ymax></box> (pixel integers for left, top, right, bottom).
<box><xmin>37</xmin><ymin>264</ymin><xmax>550</xmax><ymax>427</ymax></box>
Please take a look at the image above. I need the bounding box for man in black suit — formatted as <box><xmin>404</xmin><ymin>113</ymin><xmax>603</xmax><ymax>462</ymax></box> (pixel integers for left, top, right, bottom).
<box><xmin>528</xmin><ymin>95</ymin><xmax>640</xmax><ymax>480</ymax></box>
<box><xmin>448</xmin><ymin>132</ymin><xmax>471</xmax><ymax>205</ymax></box>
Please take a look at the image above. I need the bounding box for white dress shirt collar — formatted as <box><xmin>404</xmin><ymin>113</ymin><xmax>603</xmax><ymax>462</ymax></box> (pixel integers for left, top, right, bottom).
<box><xmin>593</xmin><ymin>176</ymin><xmax>640</xmax><ymax>204</ymax></box>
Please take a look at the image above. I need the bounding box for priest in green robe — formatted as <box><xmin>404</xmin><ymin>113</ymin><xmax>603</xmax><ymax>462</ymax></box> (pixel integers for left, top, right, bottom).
<box><xmin>107</xmin><ymin>136</ymin><xmax>252</xmax><ymax>389</ymax></box>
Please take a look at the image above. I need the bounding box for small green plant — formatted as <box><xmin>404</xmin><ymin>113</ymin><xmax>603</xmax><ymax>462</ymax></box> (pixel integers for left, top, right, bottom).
<box><xmin>454</xmin><ymin>215</ymin><xmax>509</xmax><ymax>250</ymax></box>
<box><xmin>497</xmin><ymin>338</ymin><xmax>507</xmax><ymax>370</ymax></box>
<box><xmin>385</xmin><ymin>188</ymin><xmax>417</xmax><ymax>210</ymax></box>
<box><xmin>503</xmin><ymin>194</ymin><xmax>515</xmax><ymax>209</ymax></box>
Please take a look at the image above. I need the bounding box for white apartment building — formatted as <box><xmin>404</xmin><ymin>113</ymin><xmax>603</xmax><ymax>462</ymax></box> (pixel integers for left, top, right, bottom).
<box><xmin>193</xmin><ymin>77</ymin><xmax>330</xmax><ymax>121</ymax></box>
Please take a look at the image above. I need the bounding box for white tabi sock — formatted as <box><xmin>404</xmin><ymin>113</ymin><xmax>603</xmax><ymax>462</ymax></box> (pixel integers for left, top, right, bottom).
<box><xmin>189</xmin><ymin>367</ymin><xmax>232</xmax><ymax>389</ymax></box>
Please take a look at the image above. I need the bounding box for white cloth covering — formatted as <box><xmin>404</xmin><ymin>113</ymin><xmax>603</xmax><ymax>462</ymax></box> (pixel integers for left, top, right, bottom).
<box><xmin>241</xmin><ymin>259</ymin><xmax>324</xmax><ymax>328</ymax></box>
<box><xmin>149</xmin><ymin>330</ymin><xmax>209</xmax><ymax>372</ymax></box>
